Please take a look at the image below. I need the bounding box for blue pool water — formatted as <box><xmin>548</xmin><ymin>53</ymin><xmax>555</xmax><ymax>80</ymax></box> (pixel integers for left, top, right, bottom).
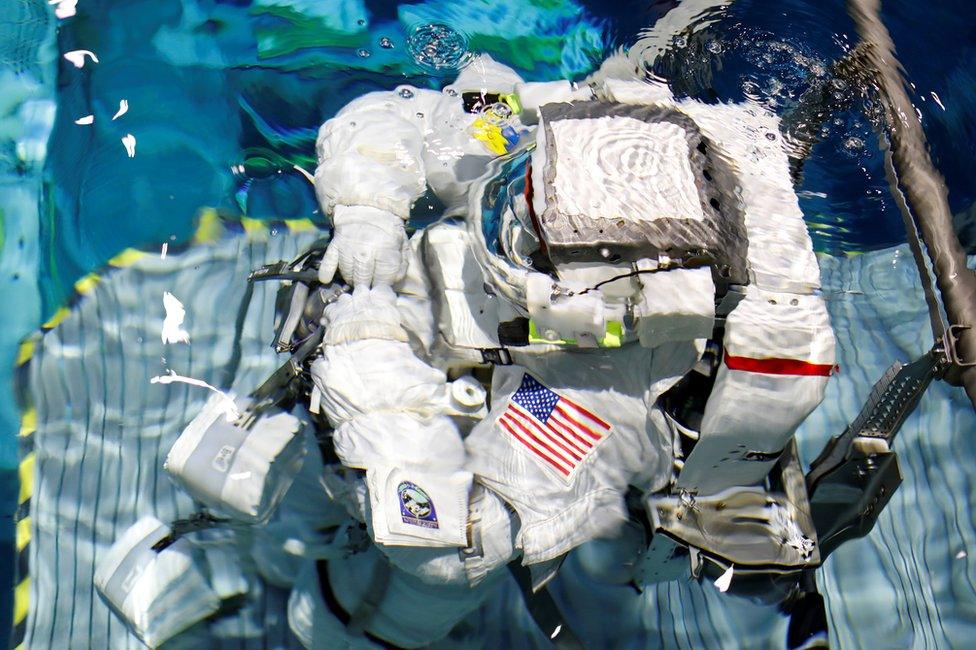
<box><xmin>1</xmin><ymin>0</ymin><xmax>975</xmax><ymax>646</ymax></box>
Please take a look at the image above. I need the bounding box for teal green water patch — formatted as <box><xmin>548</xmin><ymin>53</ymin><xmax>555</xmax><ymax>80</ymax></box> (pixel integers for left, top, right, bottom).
<box><xmin>253</xmin><ymin>3</ymin><xmax>370</xmax><ymax>60</ymax></box>
<box><xmin>398</xmin><ymin>0</ymin><xmax>607</xmax><ymax>78</ymax></box>
<box><xmin>250</xmin><ymin>0</ymin><xmax>607</xmax><ymax>79</ymax></box>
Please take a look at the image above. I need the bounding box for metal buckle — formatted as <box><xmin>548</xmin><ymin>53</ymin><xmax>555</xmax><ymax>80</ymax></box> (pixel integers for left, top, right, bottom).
<box><xmin>944</xmin><ymin>324</ymin><xmax>976</xmax><ymax>367</ymax></box>
<box><xmin>480</xmin><ymin>348</ymin><xmax>513</xmax><ymax>366</ymax></box>
<box><xmin>151</xmin><ymin>512</ymin><xmax>227</xmax><ymax>552</ymax></box>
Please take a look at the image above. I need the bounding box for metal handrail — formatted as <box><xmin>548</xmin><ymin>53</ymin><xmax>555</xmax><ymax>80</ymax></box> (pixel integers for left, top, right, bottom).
<box><xmin>847</xmin><ymin>0</ymin><xmax>976</xmax><ymax>409</ymax></box>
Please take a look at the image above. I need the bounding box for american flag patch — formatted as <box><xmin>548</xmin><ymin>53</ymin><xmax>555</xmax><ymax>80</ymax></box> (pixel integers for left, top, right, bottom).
<box><xmin>498</xmin><ymin>374</ymin><xmax>612</xmax><ymax>481</ymax></box>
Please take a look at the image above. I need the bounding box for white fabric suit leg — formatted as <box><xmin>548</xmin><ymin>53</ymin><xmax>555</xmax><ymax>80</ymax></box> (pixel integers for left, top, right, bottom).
<box><xmin>287</xmin><ymin>539</ymin><xmax>513</xmax><ymax>650</ymax></box>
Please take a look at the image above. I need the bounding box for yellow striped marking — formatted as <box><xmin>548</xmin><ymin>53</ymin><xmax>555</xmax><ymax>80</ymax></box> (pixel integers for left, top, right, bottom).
<box><xmin>14</xmin><ymin>576</ymin><xmax>29</xmax><ymax>624</ymax></box>
<box><xmin>285</xmin><ymin>218</ymin><xmax>316</xmax><ymax>233</ymax></box>
<box><xmin>16</xmin><ymin>517</ymin><xmax>31</xmax><ymax>553</ymax></box>
<box><xmin>241</xmin><ymin>217</ymin><xmax>269</xmax><ymax>241</ymax></box>
<box><xmin>42</xmin><ymin>306</ymin><xmax>70</xmax><ymax>330</ymax></box>
<box><xmin>18</xmin><ymin>452</ymin><xmax>34</xmax><ymax>505</ymax></box>
<box><xmin>73</xmin><ymin>272</ymin><xmax>101</xmax><ymax>295</ymax></box>
<box><xmin>108</xmin><ymin>248</ymin><xmax>148</xmax><ymax>267</ymax></box>
<box><xmin>192</xmin><ymin>208</ymin><xmax>223</xmax><ymax>245</ymax></box>
<box><xmin>19</xmin><ymin>408</ymin><xmax>36</xmax><ymax>438</ymax></box>
<box><xmin>15</xmin><ymin>339</ymin><xmax>35</xmax><ymax>366</ymax></box>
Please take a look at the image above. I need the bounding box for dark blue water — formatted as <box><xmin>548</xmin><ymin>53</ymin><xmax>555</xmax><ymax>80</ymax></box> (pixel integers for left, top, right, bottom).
<box><xmin>2</xmin><ymin>0</ymin><xmax>975</xmax><ymax>645</ymax></box>
<box><xmin>32</xmin><ymin>0</ymin><xmax>976</xmax><ymax>311</ymax></box>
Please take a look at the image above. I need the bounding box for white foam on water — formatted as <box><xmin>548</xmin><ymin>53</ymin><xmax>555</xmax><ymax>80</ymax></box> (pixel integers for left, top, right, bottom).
<box><xmin>112</xmin><ymin>99</ymin><xmax>129</xmax><ymax>120</ymax></box>
<box><xmin>161</xmin><ymin>292</ymin><xmax>190</xmax><ymax>344</ymax></box>
<box><xmin>121</xmin><ymin>133</ymin><xmax>136</xmax><ymax>157</ymax></box>
<box><xmin>714</xmin><ymin>564</ymin><xmax>734</xmax><ymax>593</ymax></box>
<box><xmin>63</xmin><ymin>49</ymin><xmax>97</xmax><ymax>67</ymax></box>
<box><xmin>150</xmin><ymin>370</ymin><xmax>240</xmax><ymax>422</ymax></box>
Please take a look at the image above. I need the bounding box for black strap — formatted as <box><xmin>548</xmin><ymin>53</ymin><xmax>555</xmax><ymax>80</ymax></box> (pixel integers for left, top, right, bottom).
<box><xmin>480</xmin><ymin>347</ymin><xmax>514</xmax><ymax>366</ymax></box>
<box><xmin>220</xmin><ymin>279</ymin><xmax>255</xmax><ymax>389</ymax></box>
<box><xmin>240</xmin><ymin>327</ymin><xmax>324</xmax><ymax>426</ymax></box>
<box><xmin>786</xmin><ymin>571</ymin><xmax>830</xmax><ymax>649</ymax></box>
<box><xmin>151</xmin><ymin>512</ymin><xmax>228</xmax><ymax>552</ymax></box>
<box><xmin>316</xmin><ymin>559</ymin><xmax>398</xmax><ymax>649</ymax></box>
<box><xmin>508</xmin><ymin>562</ymin><xmax>585</xmax><ymax>649</ymax></box>
<box><xmin>249</xmin><ymin>268</ymin><xmax>320</xmax><ymax>284</ymax></box>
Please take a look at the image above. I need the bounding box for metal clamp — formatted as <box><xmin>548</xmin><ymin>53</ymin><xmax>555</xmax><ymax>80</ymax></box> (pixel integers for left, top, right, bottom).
<box><xmin>151</xmin><ymin>511</ymin><xmax>228</xmax><ymax>552</ymax></box>
<box><xmin>480</xmin><ymin>347</ymin><xmax>514</xmax><ymax>366</ymax></box>
<box><xmin>944</xmin><ymin>324</ymin><xmax>976</xmax><ymax>367</ymax></box>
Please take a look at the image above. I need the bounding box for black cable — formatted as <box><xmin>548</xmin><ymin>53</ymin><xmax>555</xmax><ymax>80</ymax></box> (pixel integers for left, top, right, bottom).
<box><xmin>219</xmin><ymin>279</ymin><xmax>255</xmax><ymax>390</ymax></box>
<box><xmin>248</xmin><ymin>268</ymin><xmax>320</xmax><ymax>284</ymax></box>
<box><xmin>508</xmin><ymin>562</ymin><xmax>585</xmax><ymax>649</ymax></box>
<box><xmin>576</xmin><ymin>267</ymin><xmax>670</xmax><ymax>295</ymax></box>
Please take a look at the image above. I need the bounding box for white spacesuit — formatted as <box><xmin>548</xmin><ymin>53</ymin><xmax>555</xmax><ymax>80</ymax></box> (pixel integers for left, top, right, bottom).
<box><xmin>293</xmin><ymin>54</ymin><xmax>836</xmax><ymax>646</ymax></box>
<box><xmin>94</xmin><ymin>54</ymin><xmax>838</xmax><ymax>649</ymax></box>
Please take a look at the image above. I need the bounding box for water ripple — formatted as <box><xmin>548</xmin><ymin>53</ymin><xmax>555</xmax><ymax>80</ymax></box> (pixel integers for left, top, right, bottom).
<box><xmin>406</xmin><ymin>23</ymin><xmax>472</xmax><ymax>72</ymax></box>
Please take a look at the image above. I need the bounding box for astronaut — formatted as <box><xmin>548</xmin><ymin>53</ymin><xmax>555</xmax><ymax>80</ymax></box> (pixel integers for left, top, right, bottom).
<box><xmin>95</xmin><ymin>54</ymin><xmax>840</xmax><ymax>649</ymax></box>
<box><xmin>290</xmin><ymin>53</ymin><xmax>836</xmax><ymax>646</ymax></box>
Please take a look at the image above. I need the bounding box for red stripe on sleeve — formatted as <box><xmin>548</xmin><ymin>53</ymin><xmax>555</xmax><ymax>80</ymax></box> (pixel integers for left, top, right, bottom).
<box><xmin>724</xmin><ymin>354</ymin><xmax>837</xmax><ymax>377</ymax></box>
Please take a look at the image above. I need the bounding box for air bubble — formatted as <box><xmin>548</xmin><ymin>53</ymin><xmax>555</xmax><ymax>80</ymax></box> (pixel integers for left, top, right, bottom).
<box><xmin>706</xmin><ymin>40</ymin><xmax>723</xmax><ymax>54</ymax></box>
<box><xmin>407</xmin><ymin>23</ymin><xmax>471</xmax><ymax>71</ymax></box>
<box><xmin>357</xmin><ymin>48</ymin><xmax>371</xmax><ymax>58</ymax></box>
<box><xmin>480</xmin><ymin>102</ymin><xmax>512</xmax><ymax>126</ymax></box>
<box><xmin>398</xmin><ymin>87</ymin><xmax>415</xmax><ymax>99</ymax></box>
<box><xmin>379</xmin><ymin>37</ymin><xmax>394</xmax><ymax>49</ymax></box>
